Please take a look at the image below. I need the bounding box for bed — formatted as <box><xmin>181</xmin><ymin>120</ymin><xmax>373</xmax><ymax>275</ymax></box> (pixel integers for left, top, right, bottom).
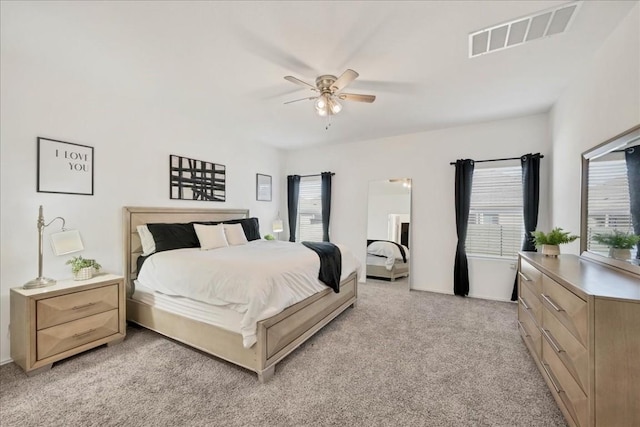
<box><xmin>366</xmin><ymin>240</ymin><xmax>410</xmax><ymax>281</ymax></box>
<box><xmin>123</xmin><ymin>207</ymin><xmax>358</xmax><ymax>382</ymax></box>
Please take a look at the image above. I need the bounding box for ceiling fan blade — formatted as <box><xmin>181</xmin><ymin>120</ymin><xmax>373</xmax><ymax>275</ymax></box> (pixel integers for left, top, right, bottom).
<box><xmin>284</xmin><ymin>96</ymin><xmax>317</xmax><ymax>105</ymax></box>
<box><xmin>284</xmin><ymin>76</ymin><xmax>317</xmax><ymax>91</ymax></box>
<box><xmin>331</xmin><ymin>69</ymin><xmax>359</xmax><ymax>92</ymax></box>
<box><xmin>338</xmin><ymin>93</ymin><xmax>376</xmax><ymax>103</ymax></box>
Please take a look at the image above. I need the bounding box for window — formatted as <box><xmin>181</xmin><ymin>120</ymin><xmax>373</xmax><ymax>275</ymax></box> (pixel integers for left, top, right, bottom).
<box><xmin>586</xmin><ymin>158</ymin><xmax>635</xmax><ymax>257</ymax></box>
<box><xmin>297</xmin><ymin>175</ymin><xmax>323</xmax><ymax>242</ymax></box>
<box><xmin>466</xmin><ymin>165</ymin><xmax>524</xmax><ymax>259</ymax></box>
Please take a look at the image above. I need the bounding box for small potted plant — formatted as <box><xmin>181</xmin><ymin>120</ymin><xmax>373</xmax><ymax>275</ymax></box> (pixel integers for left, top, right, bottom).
<box><xmin>592</xmin><ymin>230</ymin><xmax>640</xmax><ymax>260</ymax></box>
<box><xmin>66</xmin><ymin>256</ymin><xmax>102</xmax><ymax>280</ymax></box>
<box><xmin>532</xmin><ymin>227</ymin><xmax>579</xmax><ymax>257</ymax></box>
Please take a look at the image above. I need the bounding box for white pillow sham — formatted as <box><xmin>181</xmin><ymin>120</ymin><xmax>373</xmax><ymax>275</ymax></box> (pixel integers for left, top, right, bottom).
<box><xmin>224</xmin><ymin>223</ymin><xmax>248</xmax><ymax>246</ymax></box>
<box><xmin>137</xmin><ymin>225</ymin><xmax>156</xmax><ymax>256</ymax></box>
<box><xmin>194</xmin><ymin>223</ymin><xmax>229</xmax><ymax>250</ymax></box>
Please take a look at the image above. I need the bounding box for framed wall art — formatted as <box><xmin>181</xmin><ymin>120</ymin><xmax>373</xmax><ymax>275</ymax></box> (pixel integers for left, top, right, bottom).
<box><xmin>37</xmin><ymin>137</ymin><xmax>94</xmax><ymax>195</ymax></box>
<box><xmin>170</xmin><ymin>154</ymin><xmax>226</xmax><ymax>201</ymax></box>
<box><xmin>256</xmin><ymin>174</ymin><xmax>272</xmax><ymax>201</ymax></box>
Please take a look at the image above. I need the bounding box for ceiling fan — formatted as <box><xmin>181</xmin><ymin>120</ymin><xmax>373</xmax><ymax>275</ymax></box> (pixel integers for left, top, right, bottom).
<box><xmin>283</xmin><ymin>69</ymin><xmax>376</xmax><ymax>116</ymax></box>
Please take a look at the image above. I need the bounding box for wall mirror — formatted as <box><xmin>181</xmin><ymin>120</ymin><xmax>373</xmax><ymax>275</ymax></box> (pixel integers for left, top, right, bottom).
<box><xmin>581</xmin><ymin>124</ymin><xmax>640</xmax><ymax>276</ymax></box>
<box><xmin>366</xmin><ymin>178</ymin><xmax>412</xmax><ymax>287</ymax></box>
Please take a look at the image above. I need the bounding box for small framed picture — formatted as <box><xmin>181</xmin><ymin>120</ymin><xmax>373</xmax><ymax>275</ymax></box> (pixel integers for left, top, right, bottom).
<box><xmin>256</xmin><ymin>174</ymin><xmax>272</xmax><ymax>201</ymax></box>
<box><xmin>37</xmin><ymin>137</ymin><xmax>94</xmax><ymax>195</ymax></box>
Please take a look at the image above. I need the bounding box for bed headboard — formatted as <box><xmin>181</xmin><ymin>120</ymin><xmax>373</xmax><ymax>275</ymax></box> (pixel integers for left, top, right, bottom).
<box><xmin>122</xmin><ymin>206</ymin><xmax>249</xmax><ymax>294</ymax></box>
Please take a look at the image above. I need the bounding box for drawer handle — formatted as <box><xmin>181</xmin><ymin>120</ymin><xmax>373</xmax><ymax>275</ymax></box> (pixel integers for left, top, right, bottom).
<box><xmin>518</xmin><ymin>272</ymin><xmax>532</xmax><ymax>282</ymax></box>
<box><xmin>517</xmin><ymin>321</ymin><xmax>530</xmax><ymax>337</ymax></box>
<box><xmin>518</xmin><ymin>297</ymin><xmax>530</xmax><ymax>310</ymax></box>
<box><xmin>541</xmin><ymin>294</ymin><xmax>564</xmax><ymax>312</ymax></box>
<box><xmin>72</xmin><ymin>302</ymin><xmax>97</xmax><ymax>310</ymax></box>
<box><xmin>542</xmin><ymin>328</ymin><xmax>564</xmax><ymax>353</ymax></box>
<box><xmin>73</xmin><ymin>328</ymin><xmax>96</xmax><ymax>339</ymax></box>
<box><xmin>542</xmin><ymin>363</ymin><xmax>563</xmax><ymax>394</ymax></box>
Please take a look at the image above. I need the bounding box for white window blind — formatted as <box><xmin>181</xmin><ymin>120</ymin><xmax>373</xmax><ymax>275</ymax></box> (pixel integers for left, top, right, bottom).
<box><xmin>586</xmin><ymin>159</ymin><xmax>634</xmax><ymax>255</ymax></box>
<box><xmin>297</xmin><ymin>176</ymin><xmax>323</xmax><ymax>242</ymax></box>
<box><xmin>466</xmin><ymin>166</ymin><xmax>524</xmax><ymax>259</ymax></box>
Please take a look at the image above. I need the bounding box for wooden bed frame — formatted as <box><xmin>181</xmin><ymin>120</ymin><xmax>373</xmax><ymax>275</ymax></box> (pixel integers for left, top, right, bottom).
<box><xmin>123</xmin><ymin>207</ymin><xmax>357</xmax><ymax>382</ymax></box>
<box><xmin>366</xmin><ymin>259</ymin><xmax>409</xmax><ymax>281</ymax></box>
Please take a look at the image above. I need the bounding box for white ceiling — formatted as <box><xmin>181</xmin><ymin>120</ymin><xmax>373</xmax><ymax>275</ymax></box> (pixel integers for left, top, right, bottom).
<box><xmin>1</xmin><ymin>1</ymin><xmax>636</xmax><ymax>149</ymax></box>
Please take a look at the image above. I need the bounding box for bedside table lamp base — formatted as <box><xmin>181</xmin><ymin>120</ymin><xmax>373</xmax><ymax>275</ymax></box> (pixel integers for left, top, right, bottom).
<box><xmin>23</xmin><ymin>277</ymin><xmax>56</xmax><ymax>289</ymax></box>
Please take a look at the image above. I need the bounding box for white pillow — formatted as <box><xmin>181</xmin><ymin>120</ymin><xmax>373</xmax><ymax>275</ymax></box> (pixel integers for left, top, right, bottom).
<box><xmin>224</xmin><ymin>223</ymin><xmax>248</xmax><ymax>246</ymax></box>
<box><xmin>137</xmin><ymin>225</ymin><xmax>156</xmax><ymax>256</ymax></box>
<box><xmin>194</xmin><ymin>224</ymin><xmax>229</xmax><ymax>250</ymax></box>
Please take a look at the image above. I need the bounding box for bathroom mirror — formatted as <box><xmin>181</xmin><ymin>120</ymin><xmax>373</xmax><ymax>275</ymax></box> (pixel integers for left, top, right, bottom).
<box><xmin>581</xmin><ymin>124</ymin><xmax>640</xmax><ymax>276</ymax></box>
<box><xmin>366</xmin><ymin>178</ymin><xmax>412</xmax><ymax>286</ymax></box>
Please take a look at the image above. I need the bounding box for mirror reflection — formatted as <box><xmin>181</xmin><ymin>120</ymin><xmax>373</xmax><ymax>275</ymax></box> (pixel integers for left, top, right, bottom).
<box><xmin>366</xmin><ymin>178</ymin><xmax>411</xmax><ymax>285</ymax></box>
<box><xmin>583</xmin><ymin>126</ymin><xmax>640</xmax><ymax>266</ymax></box>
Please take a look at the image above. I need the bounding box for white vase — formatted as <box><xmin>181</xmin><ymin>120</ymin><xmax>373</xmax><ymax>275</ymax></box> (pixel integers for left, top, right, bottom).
<box><xmin>609</xmin><ymin>248</ymin><xmax>631</xmax><ymax>260</ymax></box>
<box><xmin>541</xmin><ymin>244</ymin><xmax>560</xmax><ymax>257</ymax></box>
<box><xmin>73</xmin><ymin>267</ymin><xmax>94</xmax><ymax>281</ymax></box>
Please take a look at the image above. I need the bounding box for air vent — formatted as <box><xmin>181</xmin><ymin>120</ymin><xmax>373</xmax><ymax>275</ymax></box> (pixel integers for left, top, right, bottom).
<box><xmin>469</xmin><ymin>1</ymin><xmax>580</xmax><ymax>58</ymax></box>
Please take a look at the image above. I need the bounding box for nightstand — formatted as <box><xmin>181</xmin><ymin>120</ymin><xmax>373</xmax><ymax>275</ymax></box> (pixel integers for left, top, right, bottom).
<box><xmin>10</xmin><ymin>274</ymin><xmax>126</xmax><ymax>375</ymax></box>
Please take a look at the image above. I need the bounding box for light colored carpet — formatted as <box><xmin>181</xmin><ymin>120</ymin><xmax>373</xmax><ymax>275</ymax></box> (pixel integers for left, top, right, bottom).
<box><xmin>0</xmin><ymin>280</ymin><xmax>566</xmax><ymax>426</ymax></box>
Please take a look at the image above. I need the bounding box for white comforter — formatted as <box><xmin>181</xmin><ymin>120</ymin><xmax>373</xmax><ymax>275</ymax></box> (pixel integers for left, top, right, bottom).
<box><xmin>136</xmin><ymin>240</ymin><xmax>360</xmax><ymax>348</ymax></box>
<box><xmin>367</xmin><ymin>241</ymin><xmax>410</xmax><ymax>270</ymax></box>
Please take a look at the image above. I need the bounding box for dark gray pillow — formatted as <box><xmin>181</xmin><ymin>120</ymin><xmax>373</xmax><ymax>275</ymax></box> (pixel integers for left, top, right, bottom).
<box><xmin>147</xmin><ymin>223</ymin><xmax>199</xmax><ymax>252</ymax></box>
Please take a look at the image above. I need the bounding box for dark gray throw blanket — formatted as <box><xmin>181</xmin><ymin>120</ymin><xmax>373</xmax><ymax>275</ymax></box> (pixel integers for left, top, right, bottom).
<box><xmin>302</xmin><ymin>241</ymin><xmax>342</xmax><ymax>293</ymax></box>
<box><xmin>366</xmin><ymin>239</ymin><xmax>407</xmax><ymax>263</ymax></box>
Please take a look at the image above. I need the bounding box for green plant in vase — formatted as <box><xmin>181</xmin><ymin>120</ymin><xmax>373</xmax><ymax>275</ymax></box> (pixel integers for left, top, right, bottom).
<box><xmin>592</xmin><ymin>230</ymin><xmax>640</xmax><ymax>260</ymax></box>
<box><xmin>532</xmin><ymin>227</ymin><xmax>579</xmax><ymax>257</ymax></box>
<box><xmin>66</xmin><ymin>256</ymin><xmax>101</xmax><ymax>280</ymax></box>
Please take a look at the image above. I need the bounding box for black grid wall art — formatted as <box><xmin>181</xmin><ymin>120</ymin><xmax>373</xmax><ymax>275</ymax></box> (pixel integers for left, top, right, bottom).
<box><xmin>170</xmin><ymin>154</ymin><xmax>226</xmax><ymax>201</ymax></box>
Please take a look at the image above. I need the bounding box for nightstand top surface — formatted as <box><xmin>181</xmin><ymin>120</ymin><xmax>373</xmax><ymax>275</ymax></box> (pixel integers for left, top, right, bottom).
<box><xmin>12</xmin><ymin>273</ymin><xmax>123</xmax><ymax>296</ymax></box>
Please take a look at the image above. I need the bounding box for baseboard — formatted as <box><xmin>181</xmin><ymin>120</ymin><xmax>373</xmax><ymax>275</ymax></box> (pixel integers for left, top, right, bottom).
<box><xmin>1</xmin><ymin>357</ymin><xmax>13</xmax><ymax>366</ymax></box>
<box><xmin>409</xmin><ymin>286</ymin><xmax>515</xmax><ymax>303</ymax></box>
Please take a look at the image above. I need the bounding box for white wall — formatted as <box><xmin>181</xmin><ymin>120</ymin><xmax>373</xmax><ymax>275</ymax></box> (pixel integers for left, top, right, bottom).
<box><xmin>0</xmin><ymin>46</ymin><xmax>283</xmax><ymax>364</ymax></box>
<box><xmin>284</xmin><ymin>113</ymin><xmax>551</xmax><ymax>301</ymax></box>
<box><xmin>550</xmin><ymin>4</ymin><xmax>640</xmax><ymax>248</ymax></box>
<box><xmin>367</xmin><ymin>192</ymin><xmax>411</xmax><ymax>241</ymax></box>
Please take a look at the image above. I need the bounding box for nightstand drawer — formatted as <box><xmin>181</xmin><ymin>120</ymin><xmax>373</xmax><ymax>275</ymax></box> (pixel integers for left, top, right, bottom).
<box><xmin>37</xmin><ymin>309</ymin><xmax>119</xmax><ymax>360</ymax></box>
<box><xmin>37</xmin><ymin>285</ymin><xmax>118</xmax><ymax>330</ymax></box>
<box><xmin>542</xmin><ymin>275</ymin><xmax>588</xmax><ymax>347</ymax></box>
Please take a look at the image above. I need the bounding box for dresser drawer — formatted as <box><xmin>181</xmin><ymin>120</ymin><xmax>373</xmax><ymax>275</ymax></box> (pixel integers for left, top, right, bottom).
<box><xmin>518</xmin><ymin>304</ymin><xmax>541</xmax><ymax>360</ymax></box>
<box><xmin>541</xmin><ymin>275</ymin><xmax>588</xmax><ymax>347</ymax></box>
<box><xmin>519</xmin><ymin>259</ymin><xmax>543</xmax><ymax>295</ymax></box>
<box><xmin>542</xmin><ymin>338</ymin><xmax>588</xmax><ymax>427</ymax></box>
<box><xmin>519</xmin><ymin>279</ymin><xmax>542</xmax><ymax>326</ymax></box>
<box><xmin>37</xmin><ymin>309</ymin><xmax>119</xmax><ymax>360</ymax></box>
<box><xmin>37</xmin><ymin>285</ymin><xmax>118</xmax><ymax>330</ymax></box>
<box><xmin>542</xmin><ymin>306</ymin><xmax>588</xmax><ymax>393</ymax></box>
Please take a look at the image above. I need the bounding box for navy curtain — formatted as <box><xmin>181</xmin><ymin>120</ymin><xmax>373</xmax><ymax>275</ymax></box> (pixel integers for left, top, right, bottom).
<box><xmin>625</xmin><ymin>147</ymin><xmax>640</xmax><ymax>258</ymax></box>
<box><xmin>321</xmin><ymin>172</ymin><xmax>333</xmax><ymax>242</ymax></box>
<box><xmin>511</xmin><ymin>153</ymin><xmax>541</xmax><ymax>301</ymax></box>
<box><xmin>454</xmin><ymin>159</ymin><xmax>474</xmax><ymax>296</ymax></box>
<box><xmin>287</xmin><ymin>175</ymin><xmax>301</xmax><ymax>242</ymax></box>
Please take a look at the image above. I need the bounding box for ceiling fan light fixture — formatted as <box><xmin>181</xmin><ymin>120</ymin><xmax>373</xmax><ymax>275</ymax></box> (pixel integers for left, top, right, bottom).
<box><xmin>315</xmin><ymin>95</ymin><xmax>327</xmax><ymax>110</ymax></box>
<box><xmin>328</xmin><ymin>98</ymin><xmax>342</xmax><ymax>114</ymax></box>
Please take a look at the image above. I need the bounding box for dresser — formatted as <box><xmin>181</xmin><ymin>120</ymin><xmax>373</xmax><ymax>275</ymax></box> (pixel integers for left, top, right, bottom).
<box><xmin>517</xmin><ymin>253</ymin><xmax>640</xmax><ymax>427</ymax></box>
<box><xmin>10</xmin><ymin>274</ymin><xmax>126</xmax><ymax>375</ymax></box>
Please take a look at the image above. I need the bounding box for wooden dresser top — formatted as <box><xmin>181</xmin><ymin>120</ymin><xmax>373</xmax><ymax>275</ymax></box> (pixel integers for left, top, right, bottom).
<box><xmin>520</xmin><ymin>252</ymin><xmax>640</xmax><ymax>302</ymax></box>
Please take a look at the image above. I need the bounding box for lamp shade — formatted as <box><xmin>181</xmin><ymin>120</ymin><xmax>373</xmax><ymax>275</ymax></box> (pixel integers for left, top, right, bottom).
<box><xmin>272</xmin><ymin>219</ymin><xmax>284</xmax><ymax>233</ymax></box>
<box><xmin>50</xmin><ymin>229</ymin><xmax>84</xmax><ymax>255</ymax></box>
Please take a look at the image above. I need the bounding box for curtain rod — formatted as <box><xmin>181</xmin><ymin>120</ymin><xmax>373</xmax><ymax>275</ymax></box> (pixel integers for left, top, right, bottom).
<box><xmin>297</xmin><ymin>173</ymin><xmax>335</xmax><ymax>177</ymax></box>
<box><xmin>449</xmin><ymin>154</ymin><xmax>544</xmax><ymax>165</ymax></box>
